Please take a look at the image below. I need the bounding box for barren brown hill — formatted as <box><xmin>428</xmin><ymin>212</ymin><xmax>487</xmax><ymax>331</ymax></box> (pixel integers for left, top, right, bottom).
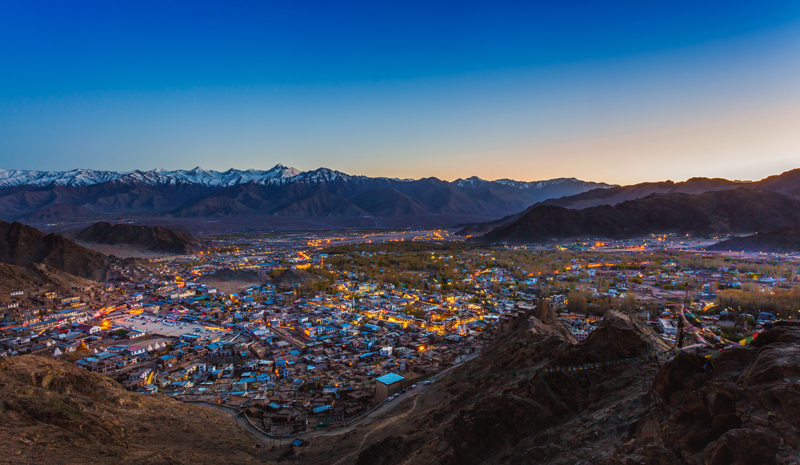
<box><xmin>198</xmin><ymin>268</ymin><xmax>264</xmax><ymax>294</ymax></box>
<box><xmin>0</xmin><ymin>355</ymin><xmax>271</xmax><ymax>465</ymax></box>
<box><xmin>76</xmin><ymin>221</ymin><xmax>204</xmax><ymax>254</ymax></box>
<box><xmin>0</xmin><ymin>221</ymin><xmax>111</xmax><ymax>280</ymax></box>
<box><xmin>477</xmin><ymin>188</ymin><xmax>800</xmax><ymax>244</ymax></box>
<box><xmin>0</xmin><ymin>263</ymin><xmax>97</xmax><ymax>302</ymax></box>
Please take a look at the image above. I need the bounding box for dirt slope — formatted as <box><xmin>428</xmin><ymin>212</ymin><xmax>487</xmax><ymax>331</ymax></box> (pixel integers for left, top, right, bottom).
<box><xmin>0</xmin><ymin>263</ymin><xmax>98</xmax><ymax>302</ymax></box>
<box><xmin>0</xmin><ymin>355</ymin><xmax>272</xmax><ymax>465</ymax></box>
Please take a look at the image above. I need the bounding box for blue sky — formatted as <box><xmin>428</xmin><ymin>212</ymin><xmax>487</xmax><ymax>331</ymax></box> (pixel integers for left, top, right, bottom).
<box><xmin>1</xmin><ymin>1</ymin><xmax>799</xmax><ymax>183</ymax></box>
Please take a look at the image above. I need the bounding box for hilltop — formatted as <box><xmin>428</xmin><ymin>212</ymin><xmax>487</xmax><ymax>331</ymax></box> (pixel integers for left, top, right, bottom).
<box><xmin>536</xmin><ymin>168</ymin><xmax>800</xmax><ymax>210</ymax></box>
<box><xmin>0</xmin><ymin>221</ymin><xmax>112</xmax><ymax>280</ymax></box>
<box><xmin>0</xmin><ymin>355</ymin><xmax>271</xmax><ymax>464</ymax></box>
<box><xmin>457</xmin><ymin>168</ymin><xmax>800</xmax><ymax>239</ymax></box>
<box><xmin>0</xmin><ymin>263</ymin><xmax>98</xmax><ymax>303</ymax></box>
<box><xmin>198</xmin><ymin>268</ymin><xmax>265</xmax><ymax>294</ymax></box>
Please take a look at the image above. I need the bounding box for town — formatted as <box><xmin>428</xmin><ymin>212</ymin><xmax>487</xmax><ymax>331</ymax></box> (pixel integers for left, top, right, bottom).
<box><xmin>2</xmin><ymin>230</ymin><xmax>798</xmax><ymax>435</ymax></box>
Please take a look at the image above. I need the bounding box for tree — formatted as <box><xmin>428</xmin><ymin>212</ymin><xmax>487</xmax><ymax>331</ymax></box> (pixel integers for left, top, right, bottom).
<box><xmin>566</xmin><ymin>290</ymin><xmax>588</xmax><ymax>314</ymax></box>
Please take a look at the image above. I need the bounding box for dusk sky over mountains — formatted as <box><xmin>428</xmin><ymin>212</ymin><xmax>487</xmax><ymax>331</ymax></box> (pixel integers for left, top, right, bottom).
<box><xmin>1</xmin><ymin>1</ymin><xmax>799</xmax><ymax>184</ymax></box>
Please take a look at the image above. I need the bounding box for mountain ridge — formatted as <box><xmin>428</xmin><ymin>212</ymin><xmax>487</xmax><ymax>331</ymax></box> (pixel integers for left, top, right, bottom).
<box><xmin>475</xmin><ymin>188</ymin><xmax>800</xmax><ymax>244</ymax></box>
<box><xmin>457</xmin><ymin>169</ymin><xmax>800</xmax><ymax>238</ymax></box>
<box><xmin>0</xmin><ymin>165</ymin><xmax>613</xmax><ymax>189</ymax></box>
<box><xmin>0</xmin><ymin>165</ymin><xmax>613</xmax><ymax>229</ymax></box>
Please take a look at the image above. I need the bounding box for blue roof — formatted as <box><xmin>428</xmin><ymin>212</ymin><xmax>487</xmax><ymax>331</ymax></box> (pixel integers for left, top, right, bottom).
<box><xmin>375</xmin><ymin>372</ymin><xmax>405</xmax><ymax>385</ymax></box>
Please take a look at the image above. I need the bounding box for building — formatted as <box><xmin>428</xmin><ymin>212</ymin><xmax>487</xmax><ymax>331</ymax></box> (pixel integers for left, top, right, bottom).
<box><xmin>375</xmin><ymin>372</ymin><xmax>406</xmax><ymax>401</ymax></box>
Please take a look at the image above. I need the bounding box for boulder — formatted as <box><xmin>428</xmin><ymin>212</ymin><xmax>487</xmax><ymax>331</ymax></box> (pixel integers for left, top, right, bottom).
<box><xmin>654</xmin><ymin>353</ymin><xmax>705</xmax><ymax>402</ymax></box>
<box><xmin>741</xmin><ymin>346</ymin><xmax>800</xmax><ymax>385</ymax></box>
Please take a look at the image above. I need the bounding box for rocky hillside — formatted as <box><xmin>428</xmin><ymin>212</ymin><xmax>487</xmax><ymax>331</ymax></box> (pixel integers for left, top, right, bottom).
<box><xmin>75</xmin><ymin>221</ymin><xmax>205</xmax><ymax>254</ymax></box>
<box><xmin>0</xmin><ymin>221</ymin><xmax>165</xmax><ymax>283</ymax></box>
<box><xmin>0</xmin><ymin>355</ymin><xmax>270</xmax><ymax>465</ymax></box>
<box><xmin>0</xmin><ymin>221</ymin><xmax>112</xmax><ymax>280</ymax></box>
<box><xmin>292</xmin><ymin>311</ymin><xmax>800</xmax><ymax>465</ymax></box>
<box><xmin>476</xmin><ymin>188</ymin><xmax>800</xmax><ymax>244</ymax></box>
<box><xmin>0</xmin><ymin>263</ymin><xmax>97</xmax><ymax>302</ymax></box>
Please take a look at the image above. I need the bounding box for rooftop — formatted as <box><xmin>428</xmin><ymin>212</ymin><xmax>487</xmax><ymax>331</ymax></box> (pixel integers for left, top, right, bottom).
<box><xmin>375</xmin><ymin>372</ymin><xmax>405</xmax><ymax>385</ymax></box>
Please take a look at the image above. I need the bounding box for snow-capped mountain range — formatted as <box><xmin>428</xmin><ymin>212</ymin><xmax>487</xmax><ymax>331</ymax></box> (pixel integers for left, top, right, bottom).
<box><xmin>0</xmin><ymin>165</ymin><xmax>303</xmax><ymax>188</ymax></box>
<box><xmin>0</xmin><ymin>164</ymin><xmax>609</xmax><ymax>190</ymax></box>
<box><xmin>0</xmin><ymin>164</ymin><xmax>617</xmax><ymax>230</ymax></box>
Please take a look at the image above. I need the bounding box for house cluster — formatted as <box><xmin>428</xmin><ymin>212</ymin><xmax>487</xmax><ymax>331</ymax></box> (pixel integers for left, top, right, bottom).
<box><xmin>5</xmin><ymin>231</ymin><xmax>794</xmax><ymax>434</ymax></box>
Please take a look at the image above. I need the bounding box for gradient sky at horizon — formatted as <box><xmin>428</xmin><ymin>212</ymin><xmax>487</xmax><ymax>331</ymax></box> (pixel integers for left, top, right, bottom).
<box><xmin>1</xmin><ymin>1</ymin><xmax>799</xmax><ymax>185</ymax></box>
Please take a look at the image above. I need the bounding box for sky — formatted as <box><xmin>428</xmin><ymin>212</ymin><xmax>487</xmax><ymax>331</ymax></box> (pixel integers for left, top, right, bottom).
<box><xmin>1</xmin><ymin>1</ymin><xmax>799</xmax><ymax>185</ymax></box>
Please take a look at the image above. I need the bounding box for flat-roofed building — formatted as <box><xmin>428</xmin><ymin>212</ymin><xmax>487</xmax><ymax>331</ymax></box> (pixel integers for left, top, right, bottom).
<box><xmin>375</xmin><ymin>372</ymin><xmax>406</xmax><ymax>401</ymax></box>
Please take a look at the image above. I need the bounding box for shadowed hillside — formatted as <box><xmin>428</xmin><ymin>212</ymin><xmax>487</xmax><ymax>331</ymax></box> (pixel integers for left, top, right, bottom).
<box><xmin>0</xmin><ymin>221</ymin><xmax>112</xmax><ymax>280</ymax></box>
<box><xmin>707</xmin><ymin>226</ymin><xmax>800</xmax><ymax>253</ymax></box>
<box><xmin>476</xmin><ymin>188</ymin><xmax>800</xmax><ymax>244</ymax></box>
<box><xmin>76</xmin><ymin>221</ymin><xmax>205</xmax><ymax>254</ymax></box>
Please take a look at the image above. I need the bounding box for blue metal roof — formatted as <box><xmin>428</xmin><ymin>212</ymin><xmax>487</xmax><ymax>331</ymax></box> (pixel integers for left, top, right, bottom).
<box><xmin>375</xmin><ymin>372</ymin><xmax>405</xmax><ymax>385</ymax></box>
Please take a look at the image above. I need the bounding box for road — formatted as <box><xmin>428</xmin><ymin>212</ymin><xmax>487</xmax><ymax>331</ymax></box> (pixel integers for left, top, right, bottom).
<box><xmin>329</xmin><ymin>392</ymin><xmax>425</xmax><ymax>465</ymax></box>
<box><xmin>270</xmin><ymin>326</ymin><xmax>307</xmax><ymax>349</ymax></box>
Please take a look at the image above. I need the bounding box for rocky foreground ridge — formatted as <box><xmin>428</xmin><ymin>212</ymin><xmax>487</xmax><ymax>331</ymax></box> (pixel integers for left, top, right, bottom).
<box><xmin>292</xmin><ymin>311</ymin><xmax>800</xmax><ymax>465</ymax></box>
<box><xmin>1</xmin><ymin>312</ymin><xmax>798</xmax><ymax>464</ymax></box>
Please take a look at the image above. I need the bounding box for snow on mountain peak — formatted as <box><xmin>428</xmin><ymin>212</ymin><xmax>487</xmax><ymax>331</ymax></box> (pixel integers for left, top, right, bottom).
<box><xmin>0</xmin><ymin>166</ymin><xmax>612</xmax><ymax>191</ymax></box>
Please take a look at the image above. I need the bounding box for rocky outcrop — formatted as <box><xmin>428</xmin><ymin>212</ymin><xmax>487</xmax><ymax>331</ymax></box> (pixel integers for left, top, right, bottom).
<box><xmin>306</xmin><ymin>314</ymin><xmax>800</xmax><ymax>465</ymax></box>
<box><xmin>612</xmin><ymin>321</ymin><xmax>800</xmax><ymax>465</ymax></box>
